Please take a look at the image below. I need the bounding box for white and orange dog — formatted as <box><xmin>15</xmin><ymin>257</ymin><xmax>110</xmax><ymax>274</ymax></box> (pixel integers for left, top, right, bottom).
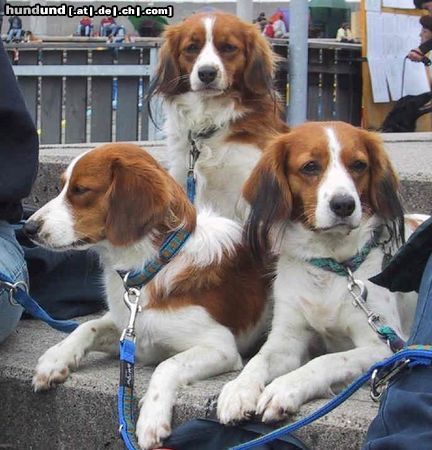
<box><xmin>149</xmin><ymin>11</ymin><xmax>289</xmax><ymax>221</ymax></box>
<box><xmin>218</xmin><ymin>122</ymin><xmax>426</xmax><ymax>424</ymax></box>
<box><xmin>26</xmin><ymin>144</ymin><xmax>269</xmax><ymax>450</ymax></box>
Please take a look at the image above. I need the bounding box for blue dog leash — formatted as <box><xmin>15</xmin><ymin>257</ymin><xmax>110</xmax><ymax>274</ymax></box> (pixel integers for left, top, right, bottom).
<box><xmin>230</xmin><ymin>346</ymin><xmax>432</xmax><ymax>450</ymax></box>
<box><xmin>186</xmin><ymin>127</ymin><xmax>220</xmax><ymax>203</ymax></box>
<box><xmin>0</xmin><ymin>271</ymin><xmax>79</xmax><ymax>333</ymax></box>
<box><xmin>117</xmin><ymin>227</ymin><xmax>191</xmax><ymax>450</ymax></box>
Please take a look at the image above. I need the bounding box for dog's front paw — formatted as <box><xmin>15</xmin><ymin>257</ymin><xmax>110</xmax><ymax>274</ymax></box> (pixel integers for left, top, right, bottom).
<box><xmin>32</xmin><ymin>344</ymin><xmax>75</xmax><ymax>391</ymax></box>
<box><xmin>136</xmin><ymin>392</ymin><xmax>172</xmax><ymax>450</ymax></box>
<box><xmin>256</xmin><ymin>375</ymin><xmax>305</xmax><ymax>423</ymax></box>
<box><xmin>217</xmin><ymin>377</ymin><xmax>263</xmax><ymax>425</ymax></box>
<box><xmin>136</xmin><ymin>410</ymin><xmax>171</xmax><ymax>450</ymax></box>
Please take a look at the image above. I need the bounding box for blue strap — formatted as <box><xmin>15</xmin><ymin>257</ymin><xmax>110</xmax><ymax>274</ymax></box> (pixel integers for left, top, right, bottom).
<box><xmin>0</xmin><ymin>271</ymin><xmax>79</xmax><ymax>334</ymax></box>
<box><xmin>230</xmin><ymin>348</ymin><xmax>432</xmax><ymax>450</ymax></box>
<box><xmin>118</xmin><ymin>338</ymin><xmax>140</xmax><ymax>450</ymax></box>
<box><xmin>187</xmin><ymin>172</ymin><xmax>196</xmax><ymax>203</ymax></box>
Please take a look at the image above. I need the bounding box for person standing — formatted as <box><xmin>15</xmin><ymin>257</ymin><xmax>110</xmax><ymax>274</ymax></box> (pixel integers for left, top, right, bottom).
<box><xmin>408</xmin><ymin>1</ymin><xmax>432</xmax><ymax>62</ymax></box>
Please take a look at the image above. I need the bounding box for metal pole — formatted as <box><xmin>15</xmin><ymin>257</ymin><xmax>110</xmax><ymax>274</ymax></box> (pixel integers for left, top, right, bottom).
<box><xmin>288</xmin><ymin>0</ymin><xmax>309</xmax><ymax>126</ymax></box>
<box><xmin>236</xmin><ymin>0</ymin><xmax>253</xmax><ymax>23</ymax></box>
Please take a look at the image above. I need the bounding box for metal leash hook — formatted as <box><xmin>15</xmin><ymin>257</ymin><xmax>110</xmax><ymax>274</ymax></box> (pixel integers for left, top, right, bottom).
<box><xmin>346</xmin><ymin>268</ymin><xmax>382</xmax><ymax>334</ymax></box>
<box><xmin>370</xmin><ymin>358</ymin><xmax>411</xmax><ymax>401</ymax></box>
<box><xmin>0</xmin><ymin>279</ymin><xmax>29</xmax><ymax>306</ymax></box>
<box><xmin>121</xmin><ymin>282</ymin><xmax>142</xmax><ymax>341</ymax></box>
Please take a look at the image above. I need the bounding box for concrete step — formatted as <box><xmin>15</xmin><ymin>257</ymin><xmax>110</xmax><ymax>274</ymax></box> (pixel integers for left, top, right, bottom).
<box><xmin>26</xmin><ymin>133</ymin><xmax>432</xmax><ymax>214</ymax></box>
<box><xmin>0</xmin><ymin>316</ymin><xmax>378</xmax><ymax>450</ymax></box>
<box><xmin>5</xmin><ymin>132</ymin><xmax>431</xmax><ymax>449</ymax></box>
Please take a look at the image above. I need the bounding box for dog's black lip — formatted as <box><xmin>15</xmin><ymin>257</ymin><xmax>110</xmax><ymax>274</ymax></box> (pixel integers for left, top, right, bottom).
<box><xmin>313</xmin><ymin>223</ymin><xmax>358</xmax><ymax>233</ymax></box>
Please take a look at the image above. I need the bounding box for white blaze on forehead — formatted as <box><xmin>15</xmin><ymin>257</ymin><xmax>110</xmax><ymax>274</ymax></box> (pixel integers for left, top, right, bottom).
<box><xmin>314</xmin><ymin>126</ymin><xmax>362</xmax><ymax>228</ymax></box>
<box><xmin>190</xmin><ymin>16</ymin><xmax>226</xmax><ymax>90</ymax></box>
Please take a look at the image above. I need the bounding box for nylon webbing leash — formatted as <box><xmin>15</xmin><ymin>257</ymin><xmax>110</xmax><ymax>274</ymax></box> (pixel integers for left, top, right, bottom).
<box><xmin>116</xmin><ymin>227</ymin><xmax>191</xmax><ymax>450</ymax></box>
<box><xmin>118</xmin><ymin>287</ymin><xmax>141</xmax><ymax>450</ymax></box>
<box><xmin>230</xmin><ymin>347</ymin><xmax>432</xmax><ymax>450</ymax></box>
<box><xmin>186</xmin><ymin>126</ymin><xmax>220</xmax><ymax>204</ymax></box>
<box><xmin>0</xmin><ymin>271</ymin><xmax>79</xmax><ymax>333</ymax></box>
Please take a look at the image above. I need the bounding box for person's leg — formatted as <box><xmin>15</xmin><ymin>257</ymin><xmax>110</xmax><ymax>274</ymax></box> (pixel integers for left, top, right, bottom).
<box><xmin>0</xmin><ymin>220</ymin><xmax>27</xmax><ymax>343</ymax></box>
<box><xmin>363</xmin><ymin>253</ymin><xmax>432</xmax><ymax>450</ymax></box>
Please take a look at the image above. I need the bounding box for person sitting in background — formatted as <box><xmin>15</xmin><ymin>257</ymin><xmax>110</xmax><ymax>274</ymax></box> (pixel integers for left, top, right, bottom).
<box><xmin>100</xmin><ymin>16</ymin><xmax>117</xmax><ymax>37</ymax></box>
<box><xmin>336</xmin><ymin>22</ymin><xmax>354</xmax><ymax>43</ymax></box>
<box><xmin>272</xmin><ymin>13</ymin><xmax>287</xmax><ymax>38</ymax></box>
<box><xmin>6</xmin><ymin>15</ymin><xmax>23</xmax><ymax>43</ymax></box>
<box><xmin>100</xmin><ymin>16</ymin><xmax>125</xmax><ymax>42</ymax></box>
<box><xmin>262</xmin><ymin>20</ymin><xmax>274</xmax><ymax>38</ymax></box>
<box><xmin>409</xmin><ymin>0</ymin><xmax>432</xmax><ymax>62</ymax></box>
<box><xmin>255</xmin><ymin>12</ymin><xmax>267</xmax><ymax>32</ymax></box>
<box><xmin>77</xmin><ymin>16</ymin><xmax>93</xmax><ymax>37</ymax></box>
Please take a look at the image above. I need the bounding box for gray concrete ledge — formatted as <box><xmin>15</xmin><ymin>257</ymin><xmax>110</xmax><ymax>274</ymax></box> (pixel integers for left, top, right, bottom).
<box><xmin>26</xmin><ymin>133</ymin><xmax>432</xmax><ymax>214</ymax></box>
<box><xmin>6</xmin><ymin>132</ymin><xmax>431</xmax><ymax>449</ymax></box>
<box><xmin>0</xmin><ymin>317</ymin><xmax>378</xmax><ymax>450</ymax></box>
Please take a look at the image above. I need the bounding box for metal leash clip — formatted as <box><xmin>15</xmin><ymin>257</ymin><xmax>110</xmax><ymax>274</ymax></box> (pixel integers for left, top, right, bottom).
<box><xmin>0</xmin><ymin>279</ymin><xmax>28</xmax><ymax>306</ymax></box>
<box><xmin>120</xmin><ymin>282</ymin><xmax>142</xmax><ymax>342</ymax></box>
<box><xmin>370</xmin><ymin>358</ymin><xmax>411</xmax><ymax>401</ymax></box>
<box><xmin>346</xmin><ymin>268</ymin><xmax>382</xmax><ymax>334</ymax></box>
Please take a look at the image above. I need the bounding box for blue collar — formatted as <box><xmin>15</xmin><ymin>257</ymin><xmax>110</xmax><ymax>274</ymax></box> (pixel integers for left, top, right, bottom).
<box><xmin>117</xmin><ymin>227</ymin><xmax>191</xmax><ymax>289</ymax></box>
<box><xmin>307</xmin><ymin>227</ymin><xmax>383</xmax><ymax>277</ymax></box>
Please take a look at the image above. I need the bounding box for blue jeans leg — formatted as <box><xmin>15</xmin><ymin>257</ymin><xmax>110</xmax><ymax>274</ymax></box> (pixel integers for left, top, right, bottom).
<box><xmin>363</xmin><ymin>254</ymin><xmax>432</xmax><ymax>450</ymax></box>
<box><xmin>0</xmin><ymin>220</ymin><xmax>28</xmax><ymax>343</ymax></box>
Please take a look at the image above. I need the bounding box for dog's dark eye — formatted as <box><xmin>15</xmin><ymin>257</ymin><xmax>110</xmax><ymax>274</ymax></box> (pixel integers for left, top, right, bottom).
<box><xmin>185</xmin><ymin>43</ymin><xmax>200</xmax><ymax>54</ymax></box>
<box><xmin>301</xmin><ymin>161</ymin><xmax>321</xmax><ymax>175</ymax></box>
<box><xmin>220</xmin><ymin>43</ymin><xmax>237</xmax><ymax>53</ymax></box>
<box><xmin>350</xmin><ymin>160</ymin><xmax>368</xmax><ymax>173</ymax></box>
<box><xmin>71</xmin><ymin>185</ymin><xmax>90</xmax><ymax>195</ymax></box>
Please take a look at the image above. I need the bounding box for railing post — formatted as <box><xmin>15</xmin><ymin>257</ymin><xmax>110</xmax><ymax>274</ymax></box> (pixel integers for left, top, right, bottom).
<box><xmin>288</xmin><ymin>0</ymin><xmax>309</xmax><ymax>126</ymax></box>
<box><xmin>236</xmin><ymin>0</ymin><xmax>253</xmax><ymax>23</ymax></box>
<box><xmin>147</xmin><ymin>46</ymin><xmax>164</xmax><ymax>141</ymax></box>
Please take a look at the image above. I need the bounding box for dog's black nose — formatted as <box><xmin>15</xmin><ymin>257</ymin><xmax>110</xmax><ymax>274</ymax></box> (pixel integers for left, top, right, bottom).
<box><xmin>330</xmin><ymin>195</ymin><xmax>356</xmax><ymax>218</ymax></box>
<box><xmin>198</xmin><ymin>66</ymin><xmax>218</xmax><ymax>84</ymax></box>
<box><xmin>23</xmin><ymin>220</ymin><xmax>41</xmax><ymax>237</ymax></box>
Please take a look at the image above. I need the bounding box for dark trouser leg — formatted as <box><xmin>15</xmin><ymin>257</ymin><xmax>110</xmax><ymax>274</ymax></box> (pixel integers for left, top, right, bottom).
<box><xmin>363</xmin><ymin>254</ymin><xmax>432</xmax><ymax>450</ymax></box>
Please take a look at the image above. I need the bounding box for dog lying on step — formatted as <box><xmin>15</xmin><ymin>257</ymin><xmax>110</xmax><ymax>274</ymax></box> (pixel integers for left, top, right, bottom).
<box><xmin>25</xmin><ymin>143</ymin><xmax>270</xmax><ymax>450</ymax></box>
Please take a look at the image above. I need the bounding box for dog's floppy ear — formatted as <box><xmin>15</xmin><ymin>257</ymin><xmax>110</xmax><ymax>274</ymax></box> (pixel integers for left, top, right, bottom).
<box><xmin>360</xmin><ymin>129</ymin><xmax>405</xmax><ymax>240</ymax></box>
<box><xmin>243</xmin><ymin>135</ymin><xmax>292</xmax><ymax>258</ymax></box>
<box><xmin>106</xmin><ymin>154</ymin><xmax>170</xmax><ymax>246</ymax></box>
<box><xmin>148</xmin><ymin>26</ymin><xmax>182</xmax><ymax>97</ymax></box>
<box><xmin>244</xmin><ymin>27</ymin><xmax>274</xmax><ymax>96</ymax></box>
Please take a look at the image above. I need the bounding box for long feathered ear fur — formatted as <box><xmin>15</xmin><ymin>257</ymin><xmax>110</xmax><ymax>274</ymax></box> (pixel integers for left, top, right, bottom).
<box><xmin>106</xmin><ymin>155</ymin><xmax>170</xmax><ymax>246</ymax></box>
<box><xmin>243</xmin><ymin>136</ymin><xmax>292</xmax><ymax>259</ymax></box>
<box><xmin>243</xmin><ymin>26</ymin><xmax>275</xmax><ymax>97</ymax></box>
<box><xmin>360</xmin><ymin>129</ymin><xmax>405</xmax><ymax>244</ymax></box>
<box><xmin>145</xmin><ymin>25</ymin><xmax>184</xmax><ymax>127</ymax></box>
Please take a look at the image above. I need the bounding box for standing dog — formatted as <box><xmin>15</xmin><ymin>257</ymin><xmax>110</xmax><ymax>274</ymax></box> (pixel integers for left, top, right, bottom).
<box><xmin>218</xmin><ymin>122</ymin><xmax>425</xmax><ymax>424</ymax></box>
<box><xmin>148</xmin><ymin>11</ymin><xmax>289</xmax><ymax>222</ymax></box>
<box><xmin>26</xmin><ymin>144</ymin><xmax>269</xmax><ymax>450</ymax></box>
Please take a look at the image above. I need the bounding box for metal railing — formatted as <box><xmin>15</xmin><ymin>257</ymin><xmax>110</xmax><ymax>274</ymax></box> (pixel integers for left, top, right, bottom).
<box><xmin>7</xmin><ymin>38</ymin><xmax>362</xmax><ymax>145</ymax></box>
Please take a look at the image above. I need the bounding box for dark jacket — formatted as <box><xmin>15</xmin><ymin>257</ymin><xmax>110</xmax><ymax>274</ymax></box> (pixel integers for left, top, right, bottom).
<box><xmin>419</xmin><ymin>38</ymin><xmax>432</xmax><ymax>55</ymax></box>
<box><xmin>0</xmin><ymin>41</ymin><xmax>38</xmax><ymax>223</ymax></box>
<box><xmin>370</xmin><ymin>217</ymin><xmax>432</xmax><ymax>293</ymax></box>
